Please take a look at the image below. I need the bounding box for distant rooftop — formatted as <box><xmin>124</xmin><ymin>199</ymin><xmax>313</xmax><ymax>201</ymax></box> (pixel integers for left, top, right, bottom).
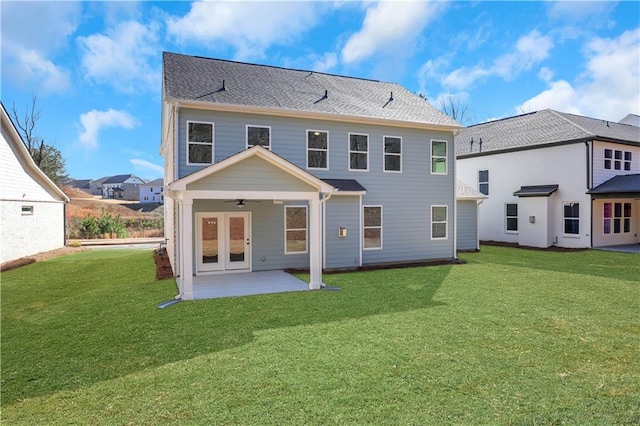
<box><xmin>456</xmin><ymin>109</ymin><xmax>640</xmax><ymax>157</ymax></box>
<box><xmin>163</xmin><ymin>52</ymin><xmax>460</xmax><ymax>129</ymax></box>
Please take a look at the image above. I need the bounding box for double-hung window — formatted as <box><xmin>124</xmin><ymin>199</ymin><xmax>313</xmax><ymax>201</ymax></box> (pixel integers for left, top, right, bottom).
<box><xmin>247</xmin><ymin>125</ymin><xmax>271</xmax><ymax>150</ymax></box>
<box><xmin>307</xmin><ymin>130</ymin><xmax>328</xmax><ymax>169</ymax></box>
<box><xmin>505</xmin><ymin>203</ymin><xmax>518</xmax><ymax>232</ymax></box>
<box><xmin>349</xmin><ymin>133</ymin><xmax>368</xmax><ymax>171</ymax></box>
<box><xmin>187</xmin><ymin>121</ymin><xmax>214</xmax><ymax>165</ymax></box>
<box><xmin>431</xmin><ymin>206</ymin><xmax>448</xmax><ymax>239</ymax></box>
<box><xmin>383</xmin><ymin>136</ymin><xmax>402</xmax><ymax>172</ymax></box>
<box><xmin>563</xmin><ymin>202</ymin><xmax>579</xmax><ymax>235</ymax></box>
<box><xmin>478</xmin><ymin>170</ymin><xmax>489</xmax><ymax>195</ymax></box>
<box><xmin>431</xmin><ymin>140</ymin><xmax>447</xmax><ymax>174</ymax></box>
<box><xmin>285</xmin><ymin>206</ymin><xmax>307</xmax><ymax>254</ymax></box>
<box><xmin>363</xmin><ymin>206</ymin><xmax>382</xmax><ymax>249</ymax></box>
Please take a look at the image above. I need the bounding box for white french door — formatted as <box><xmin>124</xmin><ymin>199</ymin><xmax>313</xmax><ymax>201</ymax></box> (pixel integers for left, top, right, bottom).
<box><xmin>196</xmin><ymin>212</ymin><xmax>251</xmax><ymax>273</ymax></box>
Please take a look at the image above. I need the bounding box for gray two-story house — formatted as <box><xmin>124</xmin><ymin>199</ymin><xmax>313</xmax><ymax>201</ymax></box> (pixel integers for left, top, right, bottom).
<box><xmin>161</xmin><ymin>52</ymin><xmax>461</xmax><ymax>300</ymax></box>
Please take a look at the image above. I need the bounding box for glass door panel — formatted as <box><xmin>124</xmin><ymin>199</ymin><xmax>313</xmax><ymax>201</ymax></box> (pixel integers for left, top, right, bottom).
<box><xmin>226</xmin><ymin>214</ymin><xmax>250</xmax><ymax>270</ymax></box>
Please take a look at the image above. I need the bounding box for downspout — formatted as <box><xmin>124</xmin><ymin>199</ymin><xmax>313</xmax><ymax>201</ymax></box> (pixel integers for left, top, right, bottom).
<box><xmin>452</xmin><ymin>138</ymin><xmax>458</xmax><ymax>260</ymax></box>
<box><xmin>586</xmin><ymin>140</ymin><xmax>593</xmax><ymax>248</ymax></box>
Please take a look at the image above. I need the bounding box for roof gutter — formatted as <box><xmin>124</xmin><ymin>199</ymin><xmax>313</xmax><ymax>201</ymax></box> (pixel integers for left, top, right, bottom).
<box><xmin>169</xmin><ymin>98</ymin><xmax>462</xmax><ymax>133</ymax></box>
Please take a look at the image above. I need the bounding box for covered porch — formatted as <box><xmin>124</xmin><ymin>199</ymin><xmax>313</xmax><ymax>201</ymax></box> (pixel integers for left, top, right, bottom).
<box><xmin>166</xmin><ymin>145</ymin><xmax>335</xmax><ymax>300</ymax></box>
<box><xmin>588</xmin><ymin>174</ymin><xmax>640</xmax><ymax>248</ymax></box>
<box><xmin>192</xmin><ymin>270</ymin><xmax>309</xmax><ymax>299</ymax></box>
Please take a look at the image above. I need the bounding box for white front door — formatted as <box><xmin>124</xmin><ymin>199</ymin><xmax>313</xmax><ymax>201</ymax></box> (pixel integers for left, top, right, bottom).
<box><xmin>196</xmin><ymin>212</ymin><xmax>251</xmax><ymax>274</ymax></box>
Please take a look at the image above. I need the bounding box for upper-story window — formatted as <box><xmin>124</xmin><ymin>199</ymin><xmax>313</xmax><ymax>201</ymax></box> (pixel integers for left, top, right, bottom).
<box><xmin>247</xmin><ymin>125</ymin><xmax>271</xmax><ymax>150</ymax></box>
<box><xmin>349</xmin><ymin>133</ymin><xmax>368</xmax><ymax>171</ymax></box>
<box><xmin>187</xmin><ymin>121</ymin><xmax>214</xmax><ymax>165</ymax></box>
<box><xmin>383</xmin><ymin>136</ymin><xmax>402</xmax><ymax>172</ymax></box>
<box><xmin>431</xmin><ymin>140</ymin><xmax>448</xmax><ymax>175</ymax></box>
<box><xmin>478</xmin><ymin>170</ymin><xmax>489</xmax><ymax>195</ymax></box>
<box><xmin>307</xmin><ymin>130</ymin><xmax>328</xmax><ymax>170</ymax></box>
<box><xmin>604</xmin><ymin>148</ymin><xmax>632</xmax><ymax>171</ymax></box>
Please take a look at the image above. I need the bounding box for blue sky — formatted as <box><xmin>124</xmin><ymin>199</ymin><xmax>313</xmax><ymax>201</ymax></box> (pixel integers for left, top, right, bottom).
<box><xmin>1</xmin><ymin>1</ymin><xmax>639</xmax><ymax>181</ymax></box>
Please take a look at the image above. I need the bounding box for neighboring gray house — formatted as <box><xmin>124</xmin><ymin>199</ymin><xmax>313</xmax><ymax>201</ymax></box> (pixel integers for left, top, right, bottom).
<box><xmin>140</xmin><ymin>178</ymin><xmax>164</xmax><ymax>204</ymax></box>
<box><xmin>102</xmin><ymin>174</ymin><xmax>144</xmax><ymax>200</ymax></box>
<box><xmin>456</xmin><ymin>180</ymin><xmax>487</xmax><ymax>251</ymax></box>
<box><xmin>90</xmin><ymin>176</ymin><xmax>109</xmax><ymax>196</ymax></box>
<box><xmin>456</xmin><ymin>109</ymin><xmax>640</xmax><ymax>249</ymax></box>
<box><xmin>69</xmin><ymin>179</ymin><xmax>93</xmax><ymax>194</ymax></box>
<box><xmin>161</xmin><ymin>52</ymin><xmax>461</xmax><ymax>300</ymax></box>
<box><xmin>1</xmin><ymin>102</ymin><xmax>69</xmax><ymax>264</ymax></box>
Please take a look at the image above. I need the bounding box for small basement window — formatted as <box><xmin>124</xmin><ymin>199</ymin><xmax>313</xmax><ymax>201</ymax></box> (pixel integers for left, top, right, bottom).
<box><xmin>22</xmin><ymin>205</ymin><xmax>34</xmax><ymax>215</ymax></box>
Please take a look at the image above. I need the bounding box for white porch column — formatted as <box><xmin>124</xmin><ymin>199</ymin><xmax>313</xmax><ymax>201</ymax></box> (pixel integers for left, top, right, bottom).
<box><xmin>309</xmin><ymin>197</ymin><xmax>323</xmax><ymax>289</ymax></box>
<box><xmin>180</xmin><ymin>198</ymin><xmax>194</xmax><ymax>300</ymax></box>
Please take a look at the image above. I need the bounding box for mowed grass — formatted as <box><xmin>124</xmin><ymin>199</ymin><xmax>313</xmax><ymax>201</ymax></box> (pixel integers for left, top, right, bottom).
<box><xmin>1</xmin><ymin>246</ymin><xmax>638</xmax><ymax>424</ymax></box>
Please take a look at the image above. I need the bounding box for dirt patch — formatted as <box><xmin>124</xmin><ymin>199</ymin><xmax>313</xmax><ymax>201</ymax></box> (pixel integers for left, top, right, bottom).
<box><xmin>1</xmin><ymin>246</ymin><xmax>90</xmax><ymax>272</ymax></box>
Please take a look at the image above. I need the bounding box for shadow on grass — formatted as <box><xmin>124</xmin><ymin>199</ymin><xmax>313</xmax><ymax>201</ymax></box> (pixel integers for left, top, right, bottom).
<box><xmin>460</xmin><ymin>245</ymin><xmax>640</xmax><ymax>283</ymax></box>
<box><xmin>121</xmin><ymin>202</ymin><xmax>163</xmax><ymax>213</ymax></box>
<box><xmin>1</xmin><ymin>250</ymin><xmax>449</xmax><ymax>405</ymax></box>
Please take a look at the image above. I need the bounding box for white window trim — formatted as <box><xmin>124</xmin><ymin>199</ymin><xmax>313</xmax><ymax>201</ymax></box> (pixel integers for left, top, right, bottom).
<box><xmin>562</xmin><ymin>201</ymin><xmax>580</xmax><ymax>237</ymax></box>
<box><xmin>284</xmin><ymin>205</ymin><xmax>308</xmax><ymax>255</ymax></box>
<box><xmin>603</xmin><ymin>148</ymin><xmax>613</xmax><ymax>170</ymax></box>
<box><xmin>383</xmin><ymin>135</ymin><xmax>402</xmax><ymax>173</ymax></box>
<box><xmin>348</xmin><ymin>133</ymin><xmax>369</xmax><ymax>172</ymax></box>
<box><xmin>505</xmin><ymin>202</ymin><xmax>518</xmax><ymax>234</ymax></box>
<box><xmin>21</xmin><ymin>205</ymin><xmax>34</xmax><ymax>215</ymax></box>
<box><xmin>430</xmin><ymin>139</ymin><xmax>448</xmax><ymax>175</ymax></box>
<box><xmin>430</xmin><ymin>205</ymin><xmax>448</xmax><ymax>240</ymax></box>
<box><xmin>186</xmin><ymin>120</ymin><xmax>214</xmax><ymax>166</ymax></box>
<box><xmin>623</xmin><ymin>150</ymin><xmax>632</xmax><ymax>171</ymax></box>
<box><xmin>363</xmin><ymin>205</ymin><xmax>383</xmax><ymax>250</ymax></box>
<box><xmin>246</xmin><ymin>125</ymin><xmax>272</xmax><ymax>150</ymax></box>
<box><xmin>478</xmin><ymin>169</ymin><xmax>489</xmax><ymax>195</ymax></box>
<box><xmin>306</xmin><ymin>129</ymin><xmax>329</xmax><ymax>170</ymax></box>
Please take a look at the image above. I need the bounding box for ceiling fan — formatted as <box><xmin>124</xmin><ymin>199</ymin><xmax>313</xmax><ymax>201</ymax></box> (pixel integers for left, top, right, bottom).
<box><xmin>223</xmin><ymin>199</ymin><xmax>262</xmax><ymax>208</ymax></box>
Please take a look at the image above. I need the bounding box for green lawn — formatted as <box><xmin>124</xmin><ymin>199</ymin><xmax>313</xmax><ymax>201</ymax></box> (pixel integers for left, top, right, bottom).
<box><xmin>1</xmin><ymin>246</ymin><xmax>638</xmax><ymax>424</ymax></box>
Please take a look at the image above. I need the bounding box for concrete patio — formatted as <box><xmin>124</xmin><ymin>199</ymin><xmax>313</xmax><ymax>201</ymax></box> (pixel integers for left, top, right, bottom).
<box><xmin>192</xmin><ymin>270</ymin><xmax>310</xmax><ymax>299</ymax></box>
<box><xmin>594</xmin><ymin>244</ymin><xmax>640</xmax><ymax>254</ymax></box>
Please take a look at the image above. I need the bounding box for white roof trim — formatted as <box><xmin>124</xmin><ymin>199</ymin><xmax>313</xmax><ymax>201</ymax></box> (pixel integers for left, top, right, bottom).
<box><xmin>0</xmin><ymin>103</ymin><xmax>69</xmax><ymax>202</ymax></box>
<box><xmin>168</xmin><ymin>144</ymin><xmax>335</xmax><ymax>193</ymax></box>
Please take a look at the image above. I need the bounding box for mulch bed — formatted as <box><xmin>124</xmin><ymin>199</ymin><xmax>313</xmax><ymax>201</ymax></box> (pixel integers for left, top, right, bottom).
<box><xmin>154</xmin><ymin>250</ymin><xmax>174</xmax><ymax>280</ymax></box>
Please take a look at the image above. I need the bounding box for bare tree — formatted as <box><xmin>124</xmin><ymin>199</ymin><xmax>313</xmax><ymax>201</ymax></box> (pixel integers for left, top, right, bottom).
<box><xmin>439</xmin><ymin>94</ymin><xmax>473</xmax><ymax>125</ymax></box>
<box><xmin>11</xmin><ymin>94</ymin><xmax>68</xmax><ymax>185</ymax></box>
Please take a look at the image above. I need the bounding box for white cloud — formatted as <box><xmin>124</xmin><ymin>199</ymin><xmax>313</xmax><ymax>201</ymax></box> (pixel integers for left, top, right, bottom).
<box><xmin>442</xmin><ymin>30</ymin><xmax>554</xmax><ymax>90</ymax></box>
<box><xmin>517</xmin><ymin>29</ymin><xmax>640</xmax><ymax>121</ymax></box>
<box><xmin>547</xmin><ymin>1</ymin><xmax>616</xmax><ymax>25</ymax></box>
<box><xmin>166</xmin><ymin>1</ymin><xmax>321</xmax><ymax>60</ymax></box>
<box><xmin>7</xmin><ymin>49</ymin><xmax>71</xmax><ymax>94</ymax></box>
<box><xmin>78</xmin><ymin>21</ymin><xmax>160</xmax><ymax>93</ymax></box>
<box><xmin>78</xmin><ymin>109</ymin><xmax>138</xmax><ymax>150</ymax></box>
<box><xmin>341</xmin><ymin>1</ymin><xmax>447</xmax><ymax>64</ymax></box>
<box><xmin>130</xmin><ymin>159</ymin><xmax>163</xmax><ymax>176</ymax></box>
<box><xmin>538</xmin><ymin>67</ymin><xmax>554</xmax><ymax>83</ymax></box>
<box><xmin>312</xmin><ymin>52</ymin><xmax>338</xmax><ymax>73</ymax></box>
<box><xmin>1</xmin><ymin>2</ymin><xmax>81</xmax><ymax>93</ymax></box>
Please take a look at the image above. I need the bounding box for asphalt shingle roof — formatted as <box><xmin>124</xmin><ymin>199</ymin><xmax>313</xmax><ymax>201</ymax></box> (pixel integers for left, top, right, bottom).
<box><xmin>456</xmin><ymin>180</ymin><xmax>487</xmax><ymax>200</ymax></box>
<box><xmin>456</xmin><ymin>109</ymin><xmax>640</xmax><ymax>156</ymax></box>
<box><xmin>322</xmin><ymin>179</ymin><xmax>366</xmax><ymax>193</ymax></box>
<box><xmin>142</xmin><ymin>178</ymin><xmax>164</xmax><ymax>187</ymax></box>
<box><xmin>103</xmin><ymin>174</ymin><xmax>137</xmax><ymax>184</ymax></box>
<box><xmin>587</xmin><ymin>174</ymin><xmax>640</xmax><ymax>194</ymax></box>
<box><xmin>163</xmin><ymin>52</ymin><xmax>460</xmax><ymax>128</ymax></box>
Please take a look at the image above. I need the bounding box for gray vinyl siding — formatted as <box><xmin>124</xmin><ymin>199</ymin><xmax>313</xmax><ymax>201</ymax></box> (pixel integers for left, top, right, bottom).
<box><xmin>180</xmin><ymin>108</ymin><xmax>456</xmax><ymax>265</ymax></box>
<box><xmin>192</xmin><ymin>199</ymin><xmax>310</xmax><ymax>272</ymax></box>
<box><xmin>456</xmin><ymin>200</ymin><xmax>478</xmax><ymax>251</ymax></box>
<box><xmin>324</xmin><ymin>196</ymin><xmax>361</xmax><ymax>268</ymax></box>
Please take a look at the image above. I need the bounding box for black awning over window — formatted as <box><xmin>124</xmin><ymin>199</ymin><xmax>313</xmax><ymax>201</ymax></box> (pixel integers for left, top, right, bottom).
<box><xmin>513</xmin><ymin>184</ymin><xmax>559</xmax><ymax>197</ymax></box>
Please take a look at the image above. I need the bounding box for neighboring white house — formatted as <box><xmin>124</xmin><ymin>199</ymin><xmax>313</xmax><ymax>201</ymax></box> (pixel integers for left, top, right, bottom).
<box><xmin>0</xmin><ymin>102</ymin><xmax>69</xmax><ymax>264</ymax></box>
<box><xmin>140</xmin><ymin>178</ymin><xmax>164</xmax><ymax>204</ymax></box>
<box><xmin>456</xmin><ymin>109</ymin><xmax>640</xmax><ymax>249</ymax></box>
<box><xmin>102</xmin><ymin>174</ymin><xmax>145</xmax><ymax>200</ymax></box>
